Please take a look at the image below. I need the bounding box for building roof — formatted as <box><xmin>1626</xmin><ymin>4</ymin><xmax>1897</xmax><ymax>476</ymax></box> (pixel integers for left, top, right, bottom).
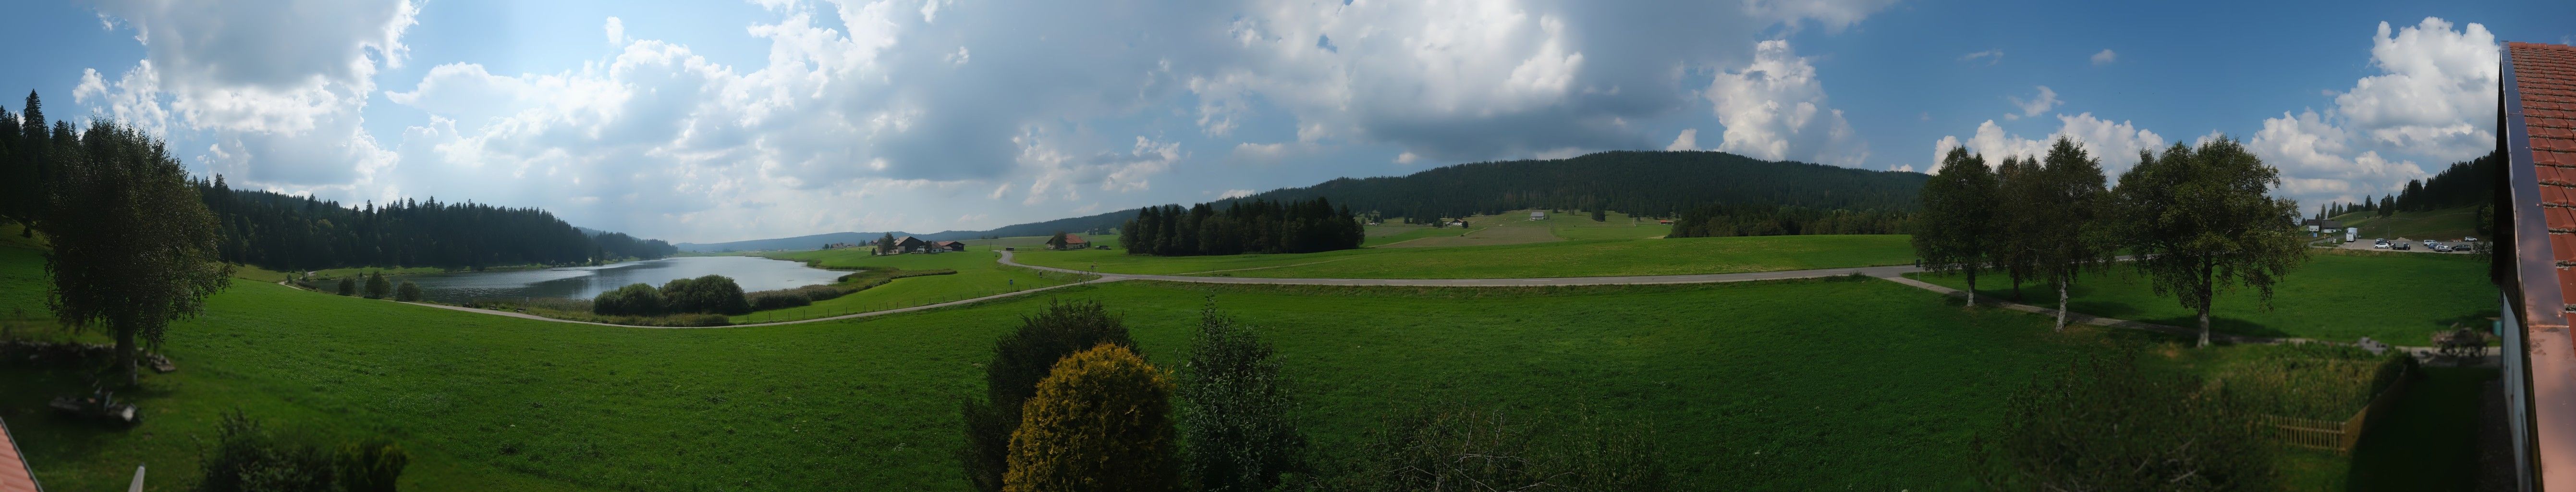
<box><xmin>893</xmin><ymin>235</ymin><xmax>922</xmax><ymax>244</ymax></box>
<box><xmin>2500</xmin><ymin>40</ymin><xmax>2576</xmax><ymax>491</ymax></box>
<box><xmin>0</xmin><ymin>417</ymin><xmax>37</xmax><ymax>492</ymax></box>
<box><xmin>1060</xmin><ymin>234</ymin><xmax>1088</xmax><ymax>244</ymax></box>
<box><xmin>933</xmin><ymin>240</ymin><xmax>961</xmax><ymax>246</ymax></box>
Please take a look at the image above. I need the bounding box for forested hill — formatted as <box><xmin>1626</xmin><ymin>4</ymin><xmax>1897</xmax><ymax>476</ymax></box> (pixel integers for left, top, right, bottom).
<box><xmin>680</xmin><ymin>150</ymin><xmax>1929</xmax><ymax>251</ymax></box>
<box><xmin>197</xmin><ymin>179</ymin><xmax>678</xmax><ymax>271</ymax></box>
<box><xmin>971</xmin><ymin>150</ymin><xmax>1922</xmax><ymax>239</ymax></box>
<box><xmin>1235</xmin><ymin>150</ymin><xmax>1925</xmax><ymax>221</ymax></box>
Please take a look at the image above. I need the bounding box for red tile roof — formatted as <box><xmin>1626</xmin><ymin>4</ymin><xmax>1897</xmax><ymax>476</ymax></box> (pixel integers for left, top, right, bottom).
<box><xmin>0</xmin><ymin>417</ymin><xmax>37</xmax><ymax>492</ymax></box>
<box><xmin>2507</xmin><ymin>41</ymin><xmax>2576</xmax><ymax>492</ymax></box>
<box><xmin>1060</xmin><ymin>234</ymin><xmax>1088</xmax><ymax>244</ymax></box>
<box><xmin>2518</xmin><ymin>42</ymin><xmax>2576</xmax><ymax>309</ymax></box>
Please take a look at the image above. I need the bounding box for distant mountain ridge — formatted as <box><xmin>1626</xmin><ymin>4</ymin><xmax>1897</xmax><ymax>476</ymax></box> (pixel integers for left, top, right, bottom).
<box><xmin>681</xmin><ymin>150</ymin><xmax>1928</xmax><ymax>252</ymax></box>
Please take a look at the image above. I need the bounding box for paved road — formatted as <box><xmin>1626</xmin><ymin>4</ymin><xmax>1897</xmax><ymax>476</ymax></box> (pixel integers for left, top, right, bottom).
<box><xmin>996</xmin><ymin>250</ymin><xmax>1926</xmax><ymax>286</ymax></box>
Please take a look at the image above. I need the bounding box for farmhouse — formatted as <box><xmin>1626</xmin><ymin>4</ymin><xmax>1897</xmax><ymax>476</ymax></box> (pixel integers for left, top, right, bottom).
<box><xmin>1048</xmin><ymin>234</ymin><xmax>1091</xmax><ymax>250</ymax></box>
<box><xmin>933</xmin><ymin>240</ymin><xmax>966</xmax><ymax>252</ymax></box>
<box><xmin>884</xmin><ymin>235</ymin><xmax>928</xmax><ymax>254</ymax></box>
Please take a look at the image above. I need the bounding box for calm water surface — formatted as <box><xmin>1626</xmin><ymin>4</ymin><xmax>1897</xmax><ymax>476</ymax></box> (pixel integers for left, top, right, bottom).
<box><xmin>396</xmin><ymin>256</ymin><xmax>847</xmax><ymax>303</ymax></box>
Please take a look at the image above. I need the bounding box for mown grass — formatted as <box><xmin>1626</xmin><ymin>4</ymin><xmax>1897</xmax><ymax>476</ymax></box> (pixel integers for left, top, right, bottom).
<box><xmin>2332</xmin><ymin>205</ymin><xmax>2483</xmax><ymax>242</ymax></box>
<box><xmin>1908</xmin><ymin>251</ymin><xmax>2497</xmax><ymax>345</ymax></box>
<box><xmin>1358</xmin><ymin>226</ymin><xmax>1468</xmax><ymax>246</ymax></box>
<box><xmin>1014</xmin><ymin>234</ymin><xmax>1917</xmax><ymax>279</ymax></box>
<box><xmin>4</xmin><ymin>239</ymin><xmax>2124</xmax><ymax>491</ymax></box>
<box><xmin>736</xmin><ymin>249</ymin><xmax>1087</xmax><ymax>323</ymax></box>
<box><xmin>1551</xmin><ymin>223</ymin><xmax>1671</xmax><ymax>240</ymax></box>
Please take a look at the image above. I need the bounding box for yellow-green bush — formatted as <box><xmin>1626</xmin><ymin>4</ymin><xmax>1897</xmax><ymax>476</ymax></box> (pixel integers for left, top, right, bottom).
<box><xmin>1003</xmin><ymin>343</ymin><xmax>1178</xmax><ymax>492</ymax></box>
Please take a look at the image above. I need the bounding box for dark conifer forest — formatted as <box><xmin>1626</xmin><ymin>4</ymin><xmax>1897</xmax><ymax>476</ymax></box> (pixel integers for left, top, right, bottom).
<box><xmin>1119</xmin><ymin>197</ymin><xmax>1365</xmax><ymax>256</ymax></box>
<box><xmin>0</xmin><ymin>91</ymin><xmax>675</xmax><ymax>273</ymax></box>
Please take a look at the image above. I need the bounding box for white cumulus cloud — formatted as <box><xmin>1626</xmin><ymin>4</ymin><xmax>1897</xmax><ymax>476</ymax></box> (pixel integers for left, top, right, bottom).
<box><xmin>1666</xmin><ymin>128</ymin><xmax>1698</xmax><ymax>151</ymax></box>
<box><xmin>1708</xmin><ymin>39</ymin><xmax>1866</xmax><ymax>167</ymax></box>
<box><xmin>2090</xmin><ymin>49</ymin><xmax>2115</xmax><ymax>65</ymax></box>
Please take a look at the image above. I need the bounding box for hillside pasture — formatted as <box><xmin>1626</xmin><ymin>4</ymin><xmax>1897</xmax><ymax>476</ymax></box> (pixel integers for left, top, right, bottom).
<box><xmin>740</xmin><ymin>248</ymin><xmax>1084</xmax><ymax>322</ymax></box>
<box><xmin>1012</xmin><ymin>234</ymin><xmax>1916</xmax><ymax>278</ymax></box>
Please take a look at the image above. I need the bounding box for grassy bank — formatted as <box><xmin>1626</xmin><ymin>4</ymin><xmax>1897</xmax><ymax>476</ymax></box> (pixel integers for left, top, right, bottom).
<box><xmin>1013</xmin><ymin>234</ymin><xmax>1916</xmax><ymax>279</ymax></box>
<box><xmin>1907</xmin><ymin>252</ymin><xmax>2497</xmax><ymax>345</ymax></box>
<box><xmin>736</xmin><ymin>249</ymin><xmax>1087</xmax><ymax>323</ymax></box>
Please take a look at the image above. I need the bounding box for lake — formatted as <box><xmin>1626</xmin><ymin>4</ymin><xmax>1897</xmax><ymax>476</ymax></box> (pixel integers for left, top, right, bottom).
<box><xmin>395</xmin><ymin>256</ymin><xmax>849</xmax><ymax>304</ymax></box>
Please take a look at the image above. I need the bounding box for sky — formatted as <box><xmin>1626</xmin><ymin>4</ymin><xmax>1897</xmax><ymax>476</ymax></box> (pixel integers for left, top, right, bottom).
<box><xmin>0</xmin><ymin>0</ymin><xmax>2568</xmax><ymax>244</ymax></box>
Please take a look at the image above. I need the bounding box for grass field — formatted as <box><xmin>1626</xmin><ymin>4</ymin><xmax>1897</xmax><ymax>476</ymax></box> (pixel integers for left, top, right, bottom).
<box><xmin>1908</xmin><ymin>250</ymin><xmax>2498</xmax><ymax>345</ymax></box>
<box><xmin>738</xmin><ymin>249</ymin><xmax>1087</xmax><ymax>322</ymax></box>
<box><xmin>2</xmin><ymin>234</ymin><xmax>2124</xmax><ymax>491</ymax></box>
<box><xmin>0</xmin><ymin>220</ymin><xmax>2491</xmax><ymax>490</ymax></box>
<box><xmin>2332</xmin><ymin>205</ymin><xmax>2483</xmax><ymax>242</ymax></box>
<box><xmin>1013</xmin><ymin>234</ymin><xmax>1917</xmax><ymax>278</ymax></box>
<box><xmin>1358</xmin><ymin>226</ymin><xmax>1468</xmax><ymax>247</ymax></box>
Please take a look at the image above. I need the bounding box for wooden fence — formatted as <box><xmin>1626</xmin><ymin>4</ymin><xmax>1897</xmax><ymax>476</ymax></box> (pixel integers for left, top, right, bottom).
<box><xmin>2250</xmin><ymin>366</ymin><xmax>2416</xmax><ymax>455</ymax></box>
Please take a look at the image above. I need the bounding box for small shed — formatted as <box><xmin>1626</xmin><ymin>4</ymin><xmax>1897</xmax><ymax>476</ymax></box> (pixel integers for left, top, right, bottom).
<box><xmin>1529</xmin><ymin>211</ymin><xmax>1545</xmax><ymax>221</ymax></box>
<box><xmin>933</xmin><ymin>240</ymin><xmax>966</xmax><ymax>252</ymax></box>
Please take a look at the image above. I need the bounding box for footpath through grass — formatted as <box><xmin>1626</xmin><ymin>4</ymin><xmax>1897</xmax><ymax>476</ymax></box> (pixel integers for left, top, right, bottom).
<box><xmin>1908</xmin><ymin>250</ymin><xmax>2497</xmax><ymax>345</ymax></box>
<box><xmin>1015</xmin><ymin>234</ymin><xmax>1916</xmax><ymax>279</ymax></box>
<box><xmin>5</xmin><ymin>243</ymin><xmax>2100</xmax><ymax>490</ymax></box>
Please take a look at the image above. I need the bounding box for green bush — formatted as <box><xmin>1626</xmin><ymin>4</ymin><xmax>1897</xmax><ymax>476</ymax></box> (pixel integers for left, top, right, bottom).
<box><xmin>393</xmin><ymin>281</ymin><xmax>422</xmax><ymax>302</ymax></box>
<box><xmin>1314</xmin><ymin>402</ymin><xmax>1679</xmax><ymax>491</ymax></box>
<box><xmin>591</xmin><ymin>283</ymin><xmax>664</xmax><ymax>316</ymax></box>
<box><xmin>1970</xmin><ymin>347</ymin><xmax>2273</xmax><ymax>491</ymax></box>
<box><xmin>1003</xmin><ymin>343</ymin><xmax>1179</xmax><ymax>492</ymax></box>
<box><xmin>363</xmin><ymin>272</ymin><xmax>390</xmax><ymax>299</ymax></box>
<box><xmin>659</xmin><ymin>274</ymin><xmax>750</xmax><ymax>315</ymax></box>
<box><xmin>336</xmin><ymin>278</ymin><xmax>355</xmax><ymax>296</ymax></box>
<box><xmin>960</xmin><ymin>299</ymin><xmax>1136</xmax><ymax>492</ymax></box>
<box><xmin>334</xmin><ymin>438</ymin><xmax>410</xmax><ymax>492</ymax></box>
<box><xmin>748</xmin><ymin>291</ymin><xmax>812</xmax><ymax>310</ymax></box>
<box><xmin>1179</xmin><ymin>302</ymin><xmax>1306</xmax><ymax>492</ymax></box>
<box><xmin>194</xmin><ymin>411</ymin><xmax>411</xmax><ymax>492</ymax></box>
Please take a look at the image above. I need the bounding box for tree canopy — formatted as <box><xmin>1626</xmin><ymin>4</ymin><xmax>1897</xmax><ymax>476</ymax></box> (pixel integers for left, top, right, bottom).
<box><xmin>43</xmin><ymin>120</ymin><xmax>232</xmax><ymax>385</ymax></box>
<box><xmin>2112</xmin><ymin>137</ymin><xmax>2306</xmax><ymax>346</ymax></box>
<box><xmin>1912</xmin><ymin>148</ymin><xmax>2000</xmax><ymax>307</ymax></box>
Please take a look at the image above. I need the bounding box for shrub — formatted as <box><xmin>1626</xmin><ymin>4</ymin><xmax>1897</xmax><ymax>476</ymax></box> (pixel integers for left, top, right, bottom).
<box><xmin>1314</xmin><ymin>403</ymin><xmax>1679</xmax><ymax>491</ymax></box>
<box><xmin>195</xmin><ymin>411</ymin><xmax>410</xmax><ymax>492</ymax></box>
<box><xmin>363</xmin><ymin>272</ymin><xmax>390</xmax><ymax>299</ymax></box>
<box><xmin>748</xmin><ymin>291</ymin><xmax>812</xmax><ymax>311</ymax></box>
<box><xmin>1003</xmin><ymin>344</ymin><xmax>1179</xmax><ymax>492</ymax></box>
<box><xmin>660</xmin><ymin>274</ymin><xmax>750</xmax><ymax>315</ymax></box>
<box><xmin>961</xmin><ymin>299</ymin><xmax>1136</xmax><ymax>492</ymax></box>
<box><xmin>393</xmin><ymin>281</ymin><xmax>422</xmax><ymax>302</ymax></box>
<box><xmin>334</xmin><ymin>438</ymin><xmax>410</xmax><ymax>492</ymax></box>
<box><xmin>336</xmin><ymin>278</ymin><xmax>355</xmax><ymax>296</ymax></box>
<box><xmin>1970</xmin><ymin>347</ymin><xmax>2272</xmax><ymax>491</ymax></box>
<box><xmin>591</xmin><ymin>283</ymin><xmax>665</xmax><ymax>316</ymax></box>
<box><xmin>1179</xmin><ymin>302</ymin><xmax>1306</xmax><ymax>492</ymax></box>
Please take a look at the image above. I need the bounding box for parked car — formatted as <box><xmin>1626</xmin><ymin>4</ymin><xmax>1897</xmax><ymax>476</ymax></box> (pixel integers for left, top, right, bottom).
<box><xmin>2373</xmin><ymin>242</ymin><xmax>2390</xmax><ymax>249</ymax></box>
<box><xmin>2434</xmin><ymin>245</ymin><xmax>2453</xmax><ymax>253</ymax></box>
<box><xmin>2466</xmin><ymin>236</ymin><xmax>2479</xmax><ymax>242</ymax></box>
<box><xmin>2395</xmin><ymin>243</ymin><xmax>2411</xmax><ymax>250</ymax></box>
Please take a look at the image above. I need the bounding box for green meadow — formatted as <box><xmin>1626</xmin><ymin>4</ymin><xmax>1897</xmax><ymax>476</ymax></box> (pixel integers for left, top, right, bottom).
<box><xmin>1907</xmin><ymin>250</ymin><xmax>2498</xmax><ymax>345</ymax></box>
<box><xmin>1013</xmin><ymin>234</ymin><xmax>1917</xmax><ymax>278</ymax></box>
<box><xmin>1</xmin><ymin>240</ymin><xmax>2110</xmax><ymax>491</ymax></box>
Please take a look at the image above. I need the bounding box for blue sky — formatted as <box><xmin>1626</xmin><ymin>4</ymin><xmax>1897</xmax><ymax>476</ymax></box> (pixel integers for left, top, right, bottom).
<box><xmin>1</xmin><ymin>0</ymin><xmax>2566</xmax><ymax>243</ymax></box>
